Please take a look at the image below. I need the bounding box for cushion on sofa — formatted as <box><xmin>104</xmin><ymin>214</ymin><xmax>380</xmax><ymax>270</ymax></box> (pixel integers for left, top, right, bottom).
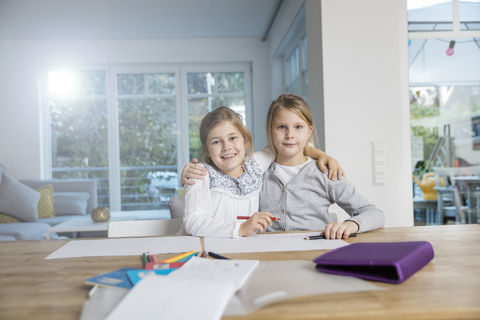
<box><xmin>1</xmin><ymin>185</ymin><xmax>56</xmax><ymax>223</ymax></box>
<box><xmin>36</xmin><ymin>184</ymin><xmax>55</xmax><ymax>218</ymax></box>
<box><xmin>0</xmin><ymin>173</ymin><xmax>40</xmax><ymax>222</ymax></box>
<box><xmin>53</xmin><ymin>192</ymin><xmax>90</xmax><ymax>215</ymax></box>
<box><xmin>0</xmin><ymin>213</ymin><xmax>21</xmax><ymax>223</ymax></box>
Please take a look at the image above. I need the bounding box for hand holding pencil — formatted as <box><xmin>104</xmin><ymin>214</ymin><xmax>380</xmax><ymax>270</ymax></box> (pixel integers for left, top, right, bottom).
<box><xmin>237</xmin><ymin>211</ymin><xmax>277</xmax><ymax>237</ymax></box>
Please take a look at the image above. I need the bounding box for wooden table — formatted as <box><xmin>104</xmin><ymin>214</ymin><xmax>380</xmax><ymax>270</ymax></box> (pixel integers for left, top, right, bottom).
<box><xmin>1</xmin><ymin>225</ymin><xmax>480</xmax><ymax>320</ymax></box>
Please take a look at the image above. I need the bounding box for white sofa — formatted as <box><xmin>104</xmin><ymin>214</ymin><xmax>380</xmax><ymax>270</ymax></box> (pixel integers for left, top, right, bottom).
<box><xmin>0</xmin><ymin>164</ymin><xmax>98</xmax><ymax>240</ymax></box>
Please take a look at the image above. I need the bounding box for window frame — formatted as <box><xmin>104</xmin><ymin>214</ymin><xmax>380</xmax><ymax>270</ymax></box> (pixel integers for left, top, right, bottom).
<box><xmin>180</xmin><ymin>63</ymin><xmax>253</xmax><ymax>166</ymax></box>
<box><xmin>284</xmin><ymin>34</ymin><xmax>307</xmax><ymax>99</ymax></box>
<box><xmin>408</xmin><ymin>0</ymin><xmax>480</xmax><ymax>40</ymax></box>
<box><xmin>40</xmin><ymin>63</ymin><xmax>252</xmax><ymax>212</ymax></box>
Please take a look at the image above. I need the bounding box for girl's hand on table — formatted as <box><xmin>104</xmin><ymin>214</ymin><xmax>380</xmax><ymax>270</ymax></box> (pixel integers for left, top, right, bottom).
<box><xmin>321</xmin><ymin>221</ymin><xmax>359</xmax><ymax>239</ymax></box>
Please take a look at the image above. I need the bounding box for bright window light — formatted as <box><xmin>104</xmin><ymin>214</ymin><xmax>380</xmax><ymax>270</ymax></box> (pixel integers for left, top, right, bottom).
<box><xmin>48</xmin><ymin>71</ymin><xmax>77</xmax><ymax>96</ymax></box>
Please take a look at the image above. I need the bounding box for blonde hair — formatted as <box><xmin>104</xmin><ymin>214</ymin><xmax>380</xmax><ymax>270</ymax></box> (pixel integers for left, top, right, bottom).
<box><xmin>200</xmin><ymin>106</ymin><xmax>254</xmax><ymax>166</ymax></box>
<box><xmin>266</xmin><ymin>94</ymin><xmax>317</xmax><ymax>157</ymax></box>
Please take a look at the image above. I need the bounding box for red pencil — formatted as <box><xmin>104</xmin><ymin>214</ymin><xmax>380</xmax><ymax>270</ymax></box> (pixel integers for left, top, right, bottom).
<box><xmin>237</xmin><ymin>216</ymin><xmax>280</xmax><ymax>221</ymax></box>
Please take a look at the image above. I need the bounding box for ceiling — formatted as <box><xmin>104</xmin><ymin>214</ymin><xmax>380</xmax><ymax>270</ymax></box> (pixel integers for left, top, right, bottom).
<box><xmin>0</xmin><ymin>0</ymin><xmax>280</xmax><ymax>40</ymax></box>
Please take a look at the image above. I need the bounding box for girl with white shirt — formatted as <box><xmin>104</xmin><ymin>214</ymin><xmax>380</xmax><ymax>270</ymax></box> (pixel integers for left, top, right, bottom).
<box><xmin>183</xmin><ymin>106</ymin><xmax>342</xmax><ymax>238</ymax></box>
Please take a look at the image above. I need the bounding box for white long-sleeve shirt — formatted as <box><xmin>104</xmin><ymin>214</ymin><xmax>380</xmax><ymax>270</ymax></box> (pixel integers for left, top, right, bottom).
<box><xmin>183</xmin><ymin>150</ymin><xmax>274</xmax><ymax>238</ymax></box>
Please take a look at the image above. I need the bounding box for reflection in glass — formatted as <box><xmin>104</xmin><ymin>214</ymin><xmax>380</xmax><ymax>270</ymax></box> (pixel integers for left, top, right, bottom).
<box><xmin>49</xmin><ymin>70</ymin><xmax>110</xmax><ymax>207</ymax></box>
<box><xmin>186</xmin><ymin>72</ymin><xmax>246</xmax><ymax>161</ymax></box>
<box><xmin>410</xmin><ymin>85</ymin><xmax>480</xmax><ymax>167</ymax></box>
<box><xmin>187</xmin><ymin>73</ymin><xmax>211</xmax><ymax>94</ymax></box>
<box><xmin>118</xmin><ymin>97</ymin><xmax>177</xmax><ymax>210</ymax></box>
<box><xmin>78</xmin><ymin>70</ymin><xmax>107</xmax><ymax>96</ymax></box>
<box><xmin>217</xmin><ymin>73</ymin><xmax>244</xmax><ymax>93</ymax></box>
<box><xmin>117</xmin><ymin>74</ymin><xmax>145</xmax><ymax>95</ymax></box>
<box><xmin>188</xmin><ymin>97</ymin><xmax>209</xmax><ymax>161</ymax></box>
<box><xmin>148</xmin><ymin>73</ymin><xmax>176</xmax><ymax>94</ymax></box>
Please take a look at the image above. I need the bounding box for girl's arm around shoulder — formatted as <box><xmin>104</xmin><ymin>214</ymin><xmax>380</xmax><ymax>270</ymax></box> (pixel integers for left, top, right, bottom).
<box><xmin>253</xmin><ymin>148</ymin><xmax>275</xmax><ymax>173</ymax></box>
<box><xmin>304</xmin><ymin>145</ymin><xmax>346</xmax><ymax>181</ymax></box>
<box><xmin>181</xmin><ymin>158</ymin><xmax>207</xmax><ymax>186</ymax></box>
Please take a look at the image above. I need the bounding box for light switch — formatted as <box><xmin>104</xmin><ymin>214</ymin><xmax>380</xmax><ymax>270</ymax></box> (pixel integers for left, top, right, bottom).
<box><xmin>374</xmin><ymin>173</ymin><xmax>385</xmax><ymax>184</ymax></box>
<box><xmin>374</xmin><ymin>153</ymin><xmax>384</xmax><ymax>162</ymax></box>
<box><xmin>372</xmin><ymin>141</ymin><xmax>385</xmax><ymax>186</ymax></box>
<box><xmin>374</xmin><ymin>163</ymin><xmax>384</xmax><ymax>173</ymax></box>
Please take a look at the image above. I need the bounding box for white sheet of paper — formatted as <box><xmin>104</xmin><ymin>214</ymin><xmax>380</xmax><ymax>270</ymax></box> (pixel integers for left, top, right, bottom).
<box><xmin>44</xmin><ymin>236</ymin><xmax>202</xmax><ymax>260</ymax></box>
<box><xmin>224</xmin><ymin>260</ymin><xmax>386</xmax><ymax>316</ymax></box>
<box><xmin>169</xmin><ymin>256</ymin><xmax>259</xmax><ymax>290</ymax></box>
<box><xmin>204</xmin><ymin>232</ymin><xmax>349</xmax><ymax>254</ymax></box>
<box><xmin>105</xmin><ymin>275</ymin><xmax>237</xmax><ymax>320</ymax></box>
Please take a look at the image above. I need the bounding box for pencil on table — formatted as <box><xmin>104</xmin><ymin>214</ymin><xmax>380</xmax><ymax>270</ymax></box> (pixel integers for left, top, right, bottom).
<box><xmin>142</xmin><ymin>253</ymin><xmax>148</xmax><ymax>267</ymax></box>
<box><xmin>160</xmin><ymin>250</ymin><xmax>198</xmax><ymax>263</ymax></box>
<box><xmin>177</xmin><ymin>252</ymin><xmax>199</xmax><ymax>262</ymax></box>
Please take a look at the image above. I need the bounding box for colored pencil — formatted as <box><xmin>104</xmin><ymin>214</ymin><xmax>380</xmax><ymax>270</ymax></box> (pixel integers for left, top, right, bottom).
<box><xmin>142</xmin><ymin>253</ymin><xmax>148</xmax><ymax>266</ymax></box>
<box><xmin>160</xmin><ymin>250</ymin><xmax>198</xmax><ymax>263</ymax></box>
<box><xmin>177</xmin><ymin>251</ymin><xmax>199</xmax><ymax>262</ymax></box>
<box><xmin>237</xmin><ymin>216</ymin><xmax>281</xmax><ymax>221</ymax></box>
<box><xmin>304</xmin><ymin>233</ymin><xmax>357</xmax><ymax>240</ymax></box>
<box><xmin>208</xmin><ymin>252</ymin><xmax>230</xmax><ymax>260</ymax></box>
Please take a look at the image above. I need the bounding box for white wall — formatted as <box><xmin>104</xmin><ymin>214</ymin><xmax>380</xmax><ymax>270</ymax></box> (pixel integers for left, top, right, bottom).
<box><xmin>269</xmin><ymin>0</ymin><xmax>414</xmax><ymax>227</ymax></box>
<box><xmin>317</xmin><ymin>0</ymin><xmax>413</xmax><ymax>227</ymax></box>
<box><xmin>0</xmin><ymin>38</ymin><xmax>271</xmax><ymax>179</ymax></box>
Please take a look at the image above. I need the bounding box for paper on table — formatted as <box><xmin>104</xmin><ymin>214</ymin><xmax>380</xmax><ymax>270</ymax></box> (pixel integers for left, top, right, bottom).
<box><xmin>105</xmin><ymin>275</ymin><xmax>237</xmax><ymax>320</ymax></box>
<box><xmin>169</xmin><ymin>256</ymin><xmax>259</xmax><ymax>290</ymax></box>
<box><xmin>204</xmin><ymin>232</ymin><xmax>349</xmax><ymax>254</ymax></box>
<box><xmin>224</xmin><ymin>260</ymin><xmax>386</xmax><ymax>316</ymax></box>
<box><xmin>44</xmin><ymin>236</ymin><xmax>202</xmax><ymax>260</ymax></box>
<box><xmin>80</xmin><ymin>260</ymin><xmax>385</xmax><ymax>319</ymax></box>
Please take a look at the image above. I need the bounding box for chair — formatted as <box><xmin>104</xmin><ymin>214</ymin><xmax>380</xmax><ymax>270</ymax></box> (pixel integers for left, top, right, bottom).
<box><xmin>449</xmin><ymin>167</ymin><xmax>480</xmax><ymax>224</ymax></box>
<box><xmin>433</xmin><ymin>166</ymin><xmax>480</xmax><ymax>224</ymax></box>
<box><xmin>168</xmin><ymin>196</ymin><xmax>185</xmax><ymax>219</ymax></box>
<box><xmin>108</xmin><ymin>219</ymin><xmax>184</xmax><ymax>238</ymax></box>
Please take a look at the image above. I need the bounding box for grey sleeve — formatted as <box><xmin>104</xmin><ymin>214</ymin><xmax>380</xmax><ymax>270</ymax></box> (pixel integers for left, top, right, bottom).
<box><xmin>327</xmin><ymin>177</ymin><xmax>385</xmax><ymax>233</ymax></box>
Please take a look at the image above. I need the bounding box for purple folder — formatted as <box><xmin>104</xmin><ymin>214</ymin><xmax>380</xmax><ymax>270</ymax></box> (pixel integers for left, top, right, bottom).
<box><xmin>313</xmin><ymin>241</ymin><xmax>434</xmax><ymax>284</ymax></box>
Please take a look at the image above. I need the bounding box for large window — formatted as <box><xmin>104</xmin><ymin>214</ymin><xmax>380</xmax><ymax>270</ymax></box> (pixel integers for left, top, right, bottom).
<box><xmin>408</xmin><ymin>0</ymin><xmax>480</xmax><ymax>224</ymax></box>
<box><xmin>275</xmin><ymin>4</ymin><xmax>308</xmax><ymax>101</ymax></box>
<box><xmin>186</xmin><ymin>72</ymin><xmax>247</xmax><ymax>160</ymax></box>
<box><xmin>117</xmin><ymin>72</ymin><xmax>178</xmax><ymax>211</ymax></box>
<box><xmin>285</xmin><ymin>35</ymin><xmax>307</xmax><ymax>100</ymax></box>
<box><xmin>44</xmin><ymin>64</ymin><xmax>251</xmax><ymax>212</ymax></box>
<box><xmin>48</xmin><ymin>70</ymin><xmax>110</xmax><ymax>208</ymax></box>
